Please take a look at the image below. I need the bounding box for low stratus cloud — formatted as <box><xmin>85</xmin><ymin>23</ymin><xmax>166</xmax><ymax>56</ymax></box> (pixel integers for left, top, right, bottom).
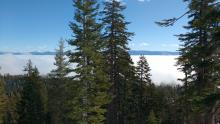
<box><xmin>0</xmin><ymin>54</ymin><xmax>55</xmax><ymax>75</ymax></box>
<box><xmin>0</xmin><ymin>54</ymin><xmax>183</xmax><ymax>85</ymax></box>
<box><xmin>132</xmin><ymin>55</ymin><xmax>183</xmax><ymax>84</ymax></box>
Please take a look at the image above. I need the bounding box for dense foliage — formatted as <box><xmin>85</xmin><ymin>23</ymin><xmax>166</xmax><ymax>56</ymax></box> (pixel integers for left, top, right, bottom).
<box><xmin>67</xmin><ymin>0</ymin><xmax>111</xmax><ymax>123</ymax></box>
<box><xmin>0</xmin><ymin>0</ymin><xmax>219</xmax><ymax>124</ymax></box>
<box><xmin>177</xmin><ymin>0</ymin><xmax>220</xmax><ymax>123</ymax></box>
<box><xmin>0</xmin><ymin>76</ymin><xmax>6</xmax><ymax>123</ymax></box>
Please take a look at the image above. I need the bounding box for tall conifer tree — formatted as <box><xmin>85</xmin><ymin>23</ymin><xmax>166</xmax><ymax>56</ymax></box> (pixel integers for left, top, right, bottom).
<box><xmin>0</xmin><ymin>76</ymin><xmax>6</xmax><ymax>124</ymax></box>
<box><xmin>16</xmin><ymin>60</ymin><xmax>45</xmax><ymax>124</ymax></box>
<box><xmin>136</xmin><ymin>55</ymin><xmax>152</xmax><ymax>124</ymax></box>
<box><xmin>102</xmin><ymin>0</ymin><xmax>136</xmax><ymax>123</ymax></box>
<box><xmin>48</xmin><ymin>39</ymin><xmax>70</xmax><ymax>124</ymax></box>
<box><xmin>156</xmin><ymin>0</ymin><xmax>220</xmax><ymax>122</ymax></box>
<box><xmin>176</xmin><ymin>0</ymin><xmax>220</xmax><ymax>122</ymax></box>
<box><xmin>136</xmin><ymin>55</ymin><xmax>152</xmax><ymax>84</ymax></box>
<box><xmin>68</xmin><ymin>0</ymin><xmax>111</xmax><ymax>123</ymax></box>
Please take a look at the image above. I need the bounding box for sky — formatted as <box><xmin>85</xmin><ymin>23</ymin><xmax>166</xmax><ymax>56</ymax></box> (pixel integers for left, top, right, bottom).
<box><xmin>0</xmin><ymin>0</ymin><xmax>188</xmax><ymax>52</ymax></box>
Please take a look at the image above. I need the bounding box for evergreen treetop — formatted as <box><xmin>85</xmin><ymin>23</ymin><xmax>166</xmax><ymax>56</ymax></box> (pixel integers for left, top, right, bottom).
<box><xmin>68</xmin><ymin>0</ymin><xmax>111</xmax><ymax>123</ymax></box>
<box><xmin>51</xmin><ymin>39</ymin><xmax>69</xmax><ymax>79</ymax></box>
<box><xmin>16</xmin><ymin>60</ymin><xmax>45</xmax><ymax>124</ymax></box>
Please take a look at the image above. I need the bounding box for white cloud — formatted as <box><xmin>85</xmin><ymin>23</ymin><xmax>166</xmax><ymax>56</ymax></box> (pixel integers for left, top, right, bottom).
<box><xmin>0</xmin><ymin>54</ymin><xmax>183</xmax><ymax>85</ymax></box>
<box><xmin>161</xmin><ymin>43</ymin><xmax>179</xmax><ymax>47</ymax></box>
<box><xmin>129</xmin><ymin>42</ymin><xmax>150</xmax><ymax>50</ymax></box>
<box><xmin>140</xmin><ymin>42</ymin><xmax>150</xmax><ymax>46</ymax></box>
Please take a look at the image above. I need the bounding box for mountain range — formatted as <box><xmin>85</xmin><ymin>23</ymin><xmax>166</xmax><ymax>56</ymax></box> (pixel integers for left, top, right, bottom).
<box><xmin>0</xmin><ymin>50</ymin><xmax>179</xmax><ymax>55</ymax></box>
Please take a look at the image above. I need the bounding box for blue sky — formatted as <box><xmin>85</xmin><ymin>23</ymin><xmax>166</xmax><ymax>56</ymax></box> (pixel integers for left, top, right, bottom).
<box><xmin>0</xmin><ymin>0</ymin><xmax>188</xmax><ymax>52</ymax></box>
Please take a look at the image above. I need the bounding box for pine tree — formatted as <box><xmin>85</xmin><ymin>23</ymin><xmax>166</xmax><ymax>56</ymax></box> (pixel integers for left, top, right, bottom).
<box><xmin>136</xmin><ymin>55</ymin><xmax>152</xmax><ymax>85</ymax></box>
<box><xmin>175</xmin><ymin>0</ymin><xmax>220</xmax><ymax>122</ymax></box>
<box><xmin>0</xmin><ymin>76</ymin><xmax>6</xmax><ymax>124</ymax></box>
<box><xmin>102</xmin><ymin>0</ymin><xmax>136</xmax><ymax>123</ymax></box>
<box><xmin>50</xmin><ymin>38</ymin><xmax>69</xmax><ymax>79</ymax></box>
<box><xmin>68</xmin><ymin>0</ymin><xmax>111</xmax><ymax>123</ymax></box>
<box><xmin>48</xmin><ymin>39</ymin><xmax>70</xmax><ymax>124</ymax></box>
<box><xmin>136</xmin><ymin>55</ymin><xmax>152</xmax><ymax>124</ymax></box>
<box><xmin>147</xmin><ymin>110</ymin><xmax>158</xmax><ymax>124</ymax></box>
<box><xmin>16</xmin><ymin>60</ymin><xmax>45</xmax><ymax>124</ymax></box>
<box><xmin>156</xmin><ymin>0</ymin><xmax>219</xmax><ymax>122</ymax></box>
<box><xmin>3</xmin><ymin>75</ymin><xmax>22</xmax><ymax>124</ymax></box>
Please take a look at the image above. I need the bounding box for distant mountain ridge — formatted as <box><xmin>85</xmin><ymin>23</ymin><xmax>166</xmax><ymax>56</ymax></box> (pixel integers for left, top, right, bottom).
<box><xmin>0</xmin><ymin>50</ymin><xmax>179</xmax><ymax>55</ymax></box>
<box><xmin>0</xmin><ymin>51</ymin><xmax>56</xmax><ymax>55</ymax></box>
<box><xmin>129</xmin><ymin>50</ymin><xmax>179</xmax><ymax>55</ymax></box>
